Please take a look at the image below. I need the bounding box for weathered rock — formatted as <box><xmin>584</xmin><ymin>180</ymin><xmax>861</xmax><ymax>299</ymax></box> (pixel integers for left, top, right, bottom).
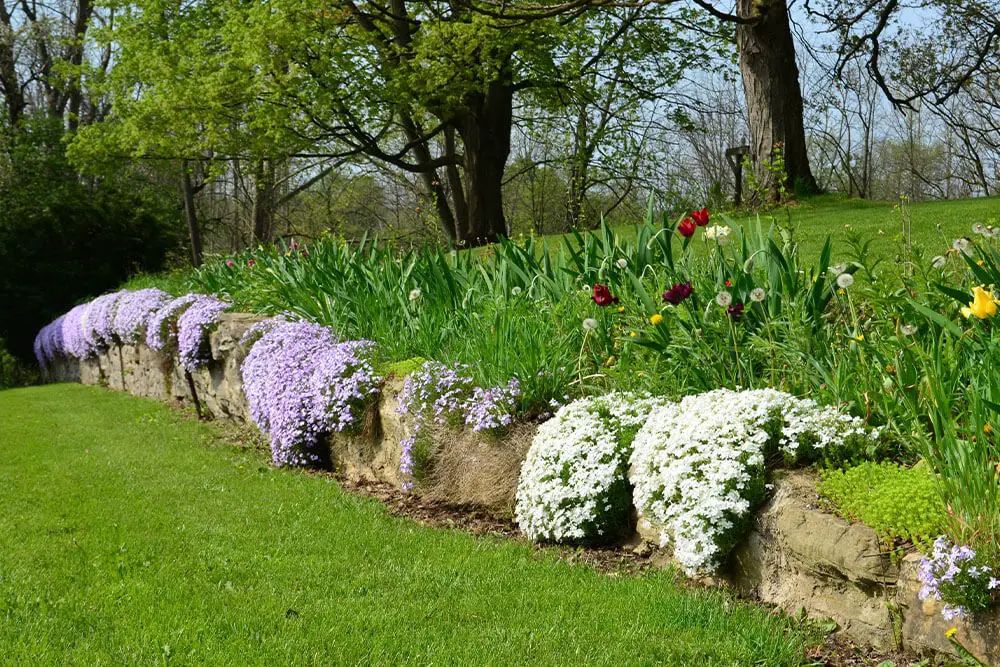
<box><xmin>329</xmin><ymin>377</ymin><xmax>407</xmax><ymax>488</ymax></box>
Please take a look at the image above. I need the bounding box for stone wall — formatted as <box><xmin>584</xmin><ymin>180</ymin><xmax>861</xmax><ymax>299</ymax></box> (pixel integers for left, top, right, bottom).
<box><xmin>46</xmin><ymin>313</ymin><xmax>999</xmax><ymax>664</ymax></box>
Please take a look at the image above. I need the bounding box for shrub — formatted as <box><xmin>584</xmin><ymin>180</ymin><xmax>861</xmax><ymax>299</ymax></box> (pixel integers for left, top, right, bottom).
<box><xmin>515</xmin><ymin>393</ymin><xmax>668</xmax><ymax>544</ymax></box>
<box><xmin>241</xmin><ymin>321</ymin><xmax>381</xmax><ymax>467</ymax></box>
<box><xmin>629</xmin><ymin>388</ymin><xmax>873</xmax><ymax>573</ymax></box>
<box><xmin>818</xmin><ymin>461</ymin><xmax>946</xmax><ymax>548</ymax></box>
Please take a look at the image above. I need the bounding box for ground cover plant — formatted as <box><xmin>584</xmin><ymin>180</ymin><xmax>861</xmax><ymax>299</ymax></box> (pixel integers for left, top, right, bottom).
<box><xmin>0</xmin><ymin>384</ymin><xmax>809</xmax><ymax>665</ymax></box>
<box><xmin>34</xmin><ymin>194</ymin><xmax>1000</xmax><ymax>625</ymax></box>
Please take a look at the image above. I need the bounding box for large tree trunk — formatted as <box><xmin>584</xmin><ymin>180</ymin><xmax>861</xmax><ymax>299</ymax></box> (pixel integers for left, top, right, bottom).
<box><xmin>456</xmin><ymin>77</ymin><xmax>513</xmax><ymax>246</ymax></box>
<box><xmin>0</xmin><ymin>5</ymin><xmax>25</xmax><ymax>127</ymax></box>
<box><xmin>736</xmin><ymin>0</ymin><xmax>817</xmax><ymax>202</ymax></box>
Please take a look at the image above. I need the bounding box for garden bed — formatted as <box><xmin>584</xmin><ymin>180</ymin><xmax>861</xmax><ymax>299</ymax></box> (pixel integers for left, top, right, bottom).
<box><xmin>45</xmin><ymin>312</ymin><xmax>999</xmax><ymax>664</ymax></box>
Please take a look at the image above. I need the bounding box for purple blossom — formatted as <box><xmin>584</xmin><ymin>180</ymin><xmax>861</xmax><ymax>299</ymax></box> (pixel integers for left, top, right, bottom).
<box><xmin>176</xmin><ymin>295</ymin><xmax>230</xmax><ymax>371</ymax></box>
<box><xmin>466</xmin><ymin>378</ymin><xmax>521</xmax><ymax>433</ymax></box>
<box><xmin>82</xmin><ymin>291</ymin><xmax>128</xmax><ymax>351</ymax></box>
<box><xmin>241</xmin><ymin>321</ymin><xmax>381</xmax><ymax>467</ymax></box>
<box><xmin>112</xmin><ymin>288</ymin><xmax>173</xmax><ymax>344</ymax></box>
<box><xmin>146</xmin><ymin>295</ymin><xmax>199</xmax><ymax>351</ymax></box>
<box><xmin>918</xmin><ymin>536</ymin><xmax>998</xmax><ymax>620</ymax></box>
<box><xmin>60</xmin><ymin>304</ymin><xmax>95</xmax><ymax>359</ymax></box>
<box><xmin>396</xmin><ymin>361</ymin><xmax>520</xmax><ymax>484</ymax></box>
<box><xmin>33</xmin><ymin>315</ymin><xmax>66</xmax><ymax>368</ymax></box>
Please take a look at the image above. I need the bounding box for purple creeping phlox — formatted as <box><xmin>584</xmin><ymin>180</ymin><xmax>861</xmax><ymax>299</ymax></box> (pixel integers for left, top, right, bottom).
<box><xmin>918</xmin><ymin>536</ymin><xmax>1000</xmax><ymax>621</ymax></box>
<box><xmin>396</xmin><ymin>361</ymin><xmax>520</xmax><ymax>489</ymax></box>
<box><xmin>146</xmin><ymin>294</ymin><xmax>199</xmax><ymax>351</ymax></box>
<box><xmin>241</xmin><ymin>321</ymin><xmax>381</xmax><ymax>467</ymax></box>
<box><xmin>112</xmin><ymin>288</ymin><xmax>173</xmax><ymax>344</ymax></box>
<box><xmin>176</xmin><ymin>295</ymin><xmax>230</xmax><ymax>371</ymax></box>
<box><xmin>82</xmin><ymin>290</ymin><xmax>129</xmax><ymax>352</ymax></box>
<box><xmin>60</xmin><ymin>303</ymin><xmax>95</xmax><ymax>359</ymax></box>
<box><xmin>33</xmin><ymin>314</ymin><xmax>67</xmax><ymax>368</ymax></box>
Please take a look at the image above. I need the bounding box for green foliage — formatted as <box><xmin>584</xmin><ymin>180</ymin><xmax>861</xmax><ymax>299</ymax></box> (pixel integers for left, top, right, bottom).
<box><xmin>0</xmin><ymin>384</ymin><xmax>809</xmax><ymax>665</ymax></box>
<box><xmin>818</xmin><ymin>461</ymin><xmax>948</xmax><ymax>548</ymax></box>
<box><xmin>0</xmin><ymin>118</ymin><xmax>182</xmax><ymax>359</ymax></box>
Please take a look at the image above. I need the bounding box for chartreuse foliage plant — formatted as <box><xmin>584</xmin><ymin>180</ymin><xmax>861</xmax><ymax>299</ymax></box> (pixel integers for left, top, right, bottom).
<box><xmin>817</xmin><ymin>462</ymin><xmax>947</xmax><ymax>549</ymax></box>
<box><xmin>0</xmin><ymin>384</ymin><xmax>808</xmax><ymax>665</ymax></box>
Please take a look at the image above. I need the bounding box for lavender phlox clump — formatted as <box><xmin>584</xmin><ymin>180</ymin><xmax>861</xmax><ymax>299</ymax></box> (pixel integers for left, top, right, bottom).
<box><xmin>241</xmin><ymin>321</ymin><xmax>381</xmax><ymax>467</ymax></box>
<box><xmin>176</xmin><ymin>294</ymin><xmax>230</xmax><ymax>371</ymax></box>
<box><xmin>60</xmin><ymin>303</ymin><xmax>95</xmax><ymax>359</ymax></box>
<box><xmin>466</xmin><ymin>378</ymin><xmax>521</xmax><ymax>433</ymax></box>
<box><xmin>398</xmin><ymin>361</ymin><xmax>477</xmax><ymax>426</ymax></box>
<box><xmin>239</xmin><ymin>315</ymin><xmax>290</xmax><ymax>348</ymax></box>
<box><xmin>918</xmin><ymin>537</ymin><xmax>999</xmax><ymax>621</ymax></box>
<box><xmin>82</xmin><ymin>291</ymin><xmax>128</xmax><ymax>351</ymax></box>
<box><xmin>33</xmin><ymin>315</ymin><xmax>67</xmax><ymax>368</ymax></box>
<box><xmin>112</xmin><ymin>288</ymin><xmax>173</xmax><ymax>344</ymax></box>
<box><xmin>146</xmin><ymin>294</ymin><xmax>199</xmax><ymax>351</ymax></box>
<box><xmin>396</xmin><ymin>360</ymin><xmax>520</xmax><ymax>488</ymax></box>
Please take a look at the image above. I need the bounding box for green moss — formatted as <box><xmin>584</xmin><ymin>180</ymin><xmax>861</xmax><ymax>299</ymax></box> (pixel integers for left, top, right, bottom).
<box><xmin>376</xmin><ymin>356</ymin><xmax>427</xmax><ymax>379</ymax></box>
<box><xmin>818</xmin><ymin>461</ymin><xmax>947</xmax><ymax>550</ymax></box>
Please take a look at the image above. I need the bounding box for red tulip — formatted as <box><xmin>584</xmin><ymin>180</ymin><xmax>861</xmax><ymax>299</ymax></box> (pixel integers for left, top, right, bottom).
<box><xmin>677</xmin><ymin>217</ymin><xmax>696</xmax><ymax>238</ymax></box>
<box><xmin>592</xmin><ymin>284</ymin><xmax>619</xmax><ymax>307</ymax></box>
<box><xmin>662</xmin><ymin>282</ymin><xmax>693</xmax><ymax>305</ymax></box>
<box><xmin>691</xmin><ymin>208</ymin><xmax>710</xmax><ymax>227</ymax></box>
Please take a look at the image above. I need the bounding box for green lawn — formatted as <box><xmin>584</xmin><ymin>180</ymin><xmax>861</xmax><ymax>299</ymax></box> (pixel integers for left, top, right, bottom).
<box><xmin>546</xmin><ymin>194</ymin><xmax>1000</xmax><ymax>268</ymax></box>
<box><xmin>0</xmin><ymin>384</ymin><xmax>807</xmax><ymax>665</ymax></box>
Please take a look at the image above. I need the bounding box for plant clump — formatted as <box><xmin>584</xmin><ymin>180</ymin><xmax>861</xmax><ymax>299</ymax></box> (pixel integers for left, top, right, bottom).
<box><xmin>818</xmin><ymin>461</ymin><xmax>947</xmax><ymax>549</ymax></box>
<box><xmin>515</xmin><ymin>393</ymin><xmax>668</xmax><ymax>544</ymax></box>
<box><xmin>629</xmin><ymin>388</ymin><xmax>873</xmax><ymax>573</ymax></box>
<box><xmin>241</xmin><ymin>321</ymin><xmax>381</xmax><ymax>467</ymax></box>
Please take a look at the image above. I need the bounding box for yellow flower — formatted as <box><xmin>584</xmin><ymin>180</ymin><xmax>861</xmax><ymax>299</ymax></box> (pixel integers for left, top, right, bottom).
<box><xmin>629</xmin><ymin>331</ymin><xmax>638</xmax><ymax>338</ymax></box>
<box><xmin>961</xmin><ymin>285</ymin><xmax>1000</xmax><ymax>319</ymax></box>
<box><xmin>837</xmin><ymin>288</ymin><xmax>845</xmax><ymax>295</ymax></box>
<box><xmin>985</xmin><ymin>422</ymin><xmax>993</xmax><ymax>434</ymax></box>
<box><xmin>945</xmin><ymin>627</ymin><xmax>957</xmax><ymax>638</ymax></box>
<box><xmin>854</xmin><ymin>334</ymin><xmax>865</xmax><ymax>342</ymax></box>
<box><xmin>978</xmin><ymin>260</ymin><xmax>985</xmax><ymax>267</ymax></box>
<box><xmin>650</xmin><ymin>313</ymin><xmax>664</xmax><ymax>326</ymax></box>
<box><xmin>617</xmin><ymin>306</ymin><xmax>625</xmax><ymax>313</ymax></box>
<box><xmin>885</xmin><ymin>365</ymin><xmax>896</xmax><ymax>374</ymax></box>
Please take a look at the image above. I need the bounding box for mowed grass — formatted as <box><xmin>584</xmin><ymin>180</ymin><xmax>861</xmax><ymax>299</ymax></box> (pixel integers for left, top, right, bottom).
<box><xmin>545</xmin><ymin>194</ymin><xmax>1000</xmax><ymax>269</ymax></box>
<box><xmin>0</xmin><ymin>384</ymin><xmax>807</xmax><ymax>665</ymax></box>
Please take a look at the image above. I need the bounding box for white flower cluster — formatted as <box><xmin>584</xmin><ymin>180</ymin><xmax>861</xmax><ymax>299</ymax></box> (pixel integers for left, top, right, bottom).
<box><xmin>629</xmin><ymin>388</ymin><xmax>872</xmax><ymax>573</ymax></box>
<box><xmin>515</xmin><ymin>393</ymin><xmax>668</xmax><ymax>543</ymax></box>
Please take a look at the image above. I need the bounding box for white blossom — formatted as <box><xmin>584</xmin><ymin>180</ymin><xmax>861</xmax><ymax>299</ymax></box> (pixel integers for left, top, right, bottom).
<box><xmin>836</xmin><ymin>273</ymin><xmax>855</xmax><ymax>289</ymax></box>
<box><xmin>715</xmin><ymin>291</ymin><xmax>732</xmax><ymax>307</ymax></box>
<box><xmin>582</xmin><ymin>318</ymin><xmax>599</xmax><ymax>331</ymax></box>
<box><xmin>409</xmin><ymin>288</ymin><xmax>422</xmax><ymax>301</ymax></box>
<box><xmin>931</xmin><ymin>255</ymin><xmax>948</xmax><ymax>269</ymax></box>
<box><xmin>901</xmin><ymin>324</ymin><xmax>918</xmax><ymax>336</ymax></box>
<box><xmin>615</xmin><ymin>258</ymin><xmax>628</xmax><ymax>269</ymax></box>
<box><xmin>629</xmin><ymin>388</ymin><xmax>874</xmax><ymax>573</ymax></box>
<box><xmin>750</xmin><ymin>288</ymin><xmax>766</xmax><ymax>303</ymax></box>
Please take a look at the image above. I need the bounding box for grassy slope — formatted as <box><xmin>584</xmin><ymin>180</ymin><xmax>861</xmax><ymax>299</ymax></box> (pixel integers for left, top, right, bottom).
<box><xmin>544</xmin><ymin>194</ymin><xmax>1000</xmax><ymax>266</ymax></box>
<box><xmin>0</xmin><ymin>384</ymin><xmax>806</xmax><ymax>665</ymax></box>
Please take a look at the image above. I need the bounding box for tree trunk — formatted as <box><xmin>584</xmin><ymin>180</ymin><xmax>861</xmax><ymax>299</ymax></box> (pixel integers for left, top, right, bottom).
<box><xmin>456</xmin><ymin>76</ymin><xmax>513</xmax><ymax>246</ymax></box>
<box><xmin>251</xmin><ymin>159</ymin><xmax>276</xmax><ymax>244</ymax></box>
<box><xmin>181</xmin><ymin>163</ymin><xmax>203</xmax><ymax>267</ymax></box>
<box><xmin>736</xmin><ymin>0</ymin><xmax>817</xmax><ymax>202</ymax></box>
<box><xmin>0</xmin><ymin>5</ymin><xmax>25</xmax><ymax>127</ymax></box>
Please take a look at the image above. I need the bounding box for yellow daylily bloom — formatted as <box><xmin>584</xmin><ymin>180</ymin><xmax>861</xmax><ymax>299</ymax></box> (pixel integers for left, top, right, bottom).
<box><xmin>962</xmin><ymin>286</ymin><xmax>999</xmax><ymax>319</ymax></box>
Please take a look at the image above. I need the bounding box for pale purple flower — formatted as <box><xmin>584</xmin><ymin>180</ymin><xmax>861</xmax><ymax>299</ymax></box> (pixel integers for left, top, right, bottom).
<box><xmin>241</xmin><ymin>321</ymin><xmax>381</xmax><ymax>467</ymax></box>
<box><xmin>176</xmin><ymin>295</ymin><xmax>230</xmax><ymax>371</ymax></box>
<box><xmin>146</xmin><ymin>295</ymin><xmax>199</xmax><ymax>351</ymax></box>
<box><xmin>112</xmin><ymin>288</ymin><xmax>173</xmax><ymax>344</ymax></box>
